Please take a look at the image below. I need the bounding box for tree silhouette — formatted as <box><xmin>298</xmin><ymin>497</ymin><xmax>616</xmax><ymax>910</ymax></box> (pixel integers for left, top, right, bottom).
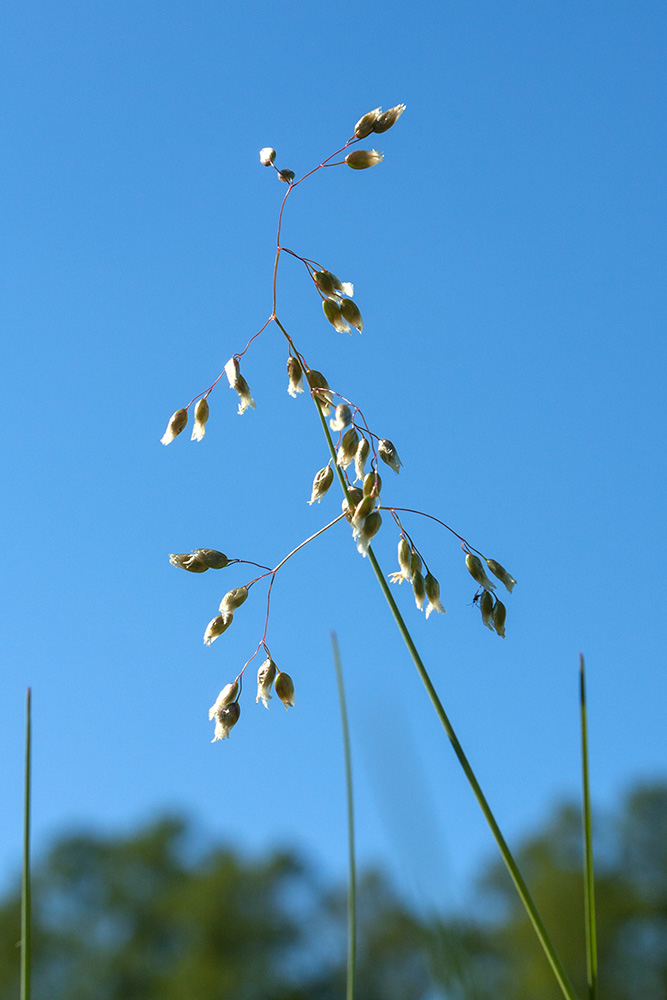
<box><xmin>0</xmin><ymin>816</ymin><xmax>428</xmax><ymax>999</ymax></box>
<box><xmin>1</xmin><ymin>783</ymin><xmax>665</xmax><ymax>998</ymax></box>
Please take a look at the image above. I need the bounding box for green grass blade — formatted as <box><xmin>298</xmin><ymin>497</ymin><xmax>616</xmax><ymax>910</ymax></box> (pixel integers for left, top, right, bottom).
<box><xmin>313</xmin><ymin>400</ymin><xmax>579</xmax><ymax>1000</ymax></box>
<box><xmin>21</xmin><ymin>688</ymin><xmax>32</xmax><ymax>1000</ymax></box>
<box><xmin>579</xmin><ymin>655</ymin><xmax>598</xmax><ymax>1000</ymax></box>
<box><xmin>331</xmin><ymin>632</ymin><xmax>356</xmax><ymax>1000</ymax></box>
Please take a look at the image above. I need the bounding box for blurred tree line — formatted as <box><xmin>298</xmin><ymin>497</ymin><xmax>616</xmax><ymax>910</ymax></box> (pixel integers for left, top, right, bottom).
<box><xmin>0</xmin><ymin>782</ymin><xmax>665</xmax><ymax>999</ymax></box>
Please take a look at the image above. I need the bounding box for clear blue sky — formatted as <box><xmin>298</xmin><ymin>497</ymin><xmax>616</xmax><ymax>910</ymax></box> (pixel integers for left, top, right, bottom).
<box><xmin>2</xmin><ymin>0</ymin><xmax>666</xmax><ymax>912</ymax></box>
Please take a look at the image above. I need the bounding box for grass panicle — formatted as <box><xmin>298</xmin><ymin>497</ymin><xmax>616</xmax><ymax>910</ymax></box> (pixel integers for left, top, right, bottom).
<box><xmin>160</xmin><ymin>108</ymin><xmax>596</xmax><ymax>1000</ymax></box>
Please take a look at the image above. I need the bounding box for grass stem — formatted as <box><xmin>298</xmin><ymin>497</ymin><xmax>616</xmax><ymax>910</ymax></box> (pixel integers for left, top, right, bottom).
<box><xmin>21</xmin><ymin>688</ymin><xmax>32</xmax><ymax>1000</ymax></box>
<box><xmin>331</xmin><ymin>632</ymin><xmax>356</xmax><ymax>1000</ymax></box>
<box><xmin>579</xmin><ymin>655</ymin><xmax>598</xmax><ymax>1000</ymax></box>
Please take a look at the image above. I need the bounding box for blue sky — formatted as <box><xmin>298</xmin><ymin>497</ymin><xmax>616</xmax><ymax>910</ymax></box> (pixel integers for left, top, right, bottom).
<box><xmin>2</xmin><ymin>0</ymin><xmax>666</xmax><ymax>914</ymax></box>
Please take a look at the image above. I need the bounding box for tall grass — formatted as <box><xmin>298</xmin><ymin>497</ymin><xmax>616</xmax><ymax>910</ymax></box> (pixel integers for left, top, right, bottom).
<box><xmin>160</xmin><ymin>107</ymin><xmax>597</xmax><ymax>998</ymax></box>
<box><xmin>580</xmin><ymin>656</ymin><xmax>598</xmax><ymax>1000</ymax></box>
<box><xmin>21</xmin><ymin>688</ymin><xmax>31</xmax><ymax>1000</ymax></box>
<box><xmin>332</xmin><ymin>632</ymin><xmax>356</xmax><ymax>1000</ymax></box>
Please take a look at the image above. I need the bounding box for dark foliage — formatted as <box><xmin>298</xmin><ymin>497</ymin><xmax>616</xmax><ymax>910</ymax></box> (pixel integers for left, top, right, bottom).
<box><xmin>1</xmin><ymin>782</ymin><xmax>666</xmax><ymax>999</ymax></box>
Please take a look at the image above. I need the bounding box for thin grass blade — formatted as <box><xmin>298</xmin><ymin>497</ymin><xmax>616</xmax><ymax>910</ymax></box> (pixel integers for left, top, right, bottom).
<box><xmin>331</xmin><ymin>632</ymin><xmax>356</xmax><ymax>1000</ymax></box>
<box><xmin>579</xmin><ymin>655</ymin><xmax>598</xmax><ymax>1000</ymax></box>
<box><xmin>21</xmin><ymin>688</ymin><xmax>32</xmax><ymax>1000</ymax></box>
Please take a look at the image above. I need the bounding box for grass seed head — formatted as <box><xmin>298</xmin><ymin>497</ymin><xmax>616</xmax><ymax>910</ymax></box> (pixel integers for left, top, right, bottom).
<box><xmin>465</xmin><ymin>553</ymin><xmax>496</xmax><ymax>591</ymax></box>
<box><xmin>209</xmin><ymin>681</ymin><xmax>240</xmax><ymax>717</ymax></box>
<box><xmin>354</xmin><ymin>437</ymin><xmax>370</xmax><ymax>481</ymax></box>
<box><xmin>486</xmin><ymin>559</ymin><xmax>517</xmax><ymax>593</ymax></box>
<box><xmin>323</xmin><ymin>298</ymin><xmax>351</xmax><ymax>333</ymax></box>
<box><xmin>287</xmin><ymin>356</ymin><xmax>304</xmax><ymax>397</ymax></box>
<box><xmin>224</xmin><ymin>357</ymin><xmax>240</xmax><ymax>386</ymax></box>
<box><xmin>424</xmin><ymin>573</ymin><xmax>446</xmax><ymax>618</ymax></box>
<box><xmin>203</xmin><ymin>612</ymin><xmax>234</xmax><ymax>646</ymax></box>
<box><xmin>256</xmin><ymin>658</ymin><xmax>277</xmax><ymax>709</ymax></box>
<box><xmin>351</xmin><ymin>494</ymin><xmax>376</xmax><ymax>532</ymax></box>
<box><xmin>340</xmin><ymin>298</ymin><xmax>363</xmax><ymax>332</ymax></box>
<box><xmin>356</xmin><ymin>510</ymin><xmax>382</xmax><ymax>556</ymax></box>
<box><xmin>275</xmin><ymin>671</ymin><xmax>295</xmax><ymax>709</ymax></box>
<box><xmin>412</xmin><ymin>570</ymin><xmax>426</xmax><ymax>610</ymax></box>
<box><xmin>398</xmin><ymin>539</ymin><xmax>412</xmax><ymax>575</ymax></box>
<box><xmin>194</xmin><ymin>549</ymin><xmax>229</xmax><ymax>569</ymax></box>
<box><xmin>493</xmin><ymin>599</ymin><xmax>507</xmax><ymax>638</ymax></box>
<box><xmin>160</xmin><ymin>408</ymin><xmax>188</xmax><ymax>445</ymax></box>
<box><xmin>362</xmin><ymin>470</ymin><xmax>382</xmax><ymax>497</ymax></box>
<box><xmin>378</xmin><ymin>438</ymin><xmax>402</xmax><ymax>473</ymax></box>
<box><xmin>314</xmin><ymin>270</ymin><xmax>338</xmax><ymax>298</ymax></box>
<box><xmin>345</xmin><ymin>149</ymin><xmax>384</xmax><ymax>170</ymax></box>
<box><xmin>225</xmin><ymin>357</ymin><xmax>255</xmax><ymax>413</ymax></box>
<box><xmin>337</xmin><ymin>428</ymin><xmax>360</xmax><ymax>469</ymax></box>
<box><xmin>170</xmin><ymin>552</ymin><xmax>209</xmax><ymax>573</ymax></box>
<box><xmin>330</xmin><ymin>403</ymin><xmax>352</xmax><ymax>432</ymax></box>
<box><xmin>390</xmin><ymin>538</ymin><xmax>412</xmax><ymax>583</ymax></box>
<box><xmin>233</xmin><ymin>374</ymin><xmax>256</xmax><ymax>414</ymax></box>
<box><xmin>354</xmin><ymin>107</ymin><xmax>382</xmax><ymax>138</ymax></box>
<box><xmin>372</xmin><ymin>104</ymin><xmax>406</xmax><ymax>133</ymax></box>
<box><xmin>479</xmin><ymin>590</ymin><xmax>495</xmax><ymax>630</ymax></box>
<box><xmin>309</xmin><ymin>465</ymin><xmax>334</xmax><ymax>505</ymax></box>
<box><xmin>191</xmin><ymin>397</ymin><xmax>210</xmax><ymax>441</ymax></box>
<box><xmin>219</xmin><ymin>587</ymin><xmax>249</xmax><ymax>614</ymax></box>
<box><xmin>210</xmin><ymin>701</ymin><xmax>241</xmax><ymax>742</ymax></box>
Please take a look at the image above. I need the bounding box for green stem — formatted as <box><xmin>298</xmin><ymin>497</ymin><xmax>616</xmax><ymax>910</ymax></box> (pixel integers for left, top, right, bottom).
<box><xmin>579</xmin><ymin>655</ymin><xmax>598</xmax><ymax>1000</ymax></box>
<box><xmin>313</xmin><ymin>400</ymin><xmax>579</xmax><ymax>1000</ymax></box>
<box><xmin>21</xmin><ymin>688</ymin><xmax>32</xmax><ymax>1000</ymax></box>
<box><xmin>331</xmin><ymin>632</ymin><xmax>356</xmax><ymax>1000</ymax></box>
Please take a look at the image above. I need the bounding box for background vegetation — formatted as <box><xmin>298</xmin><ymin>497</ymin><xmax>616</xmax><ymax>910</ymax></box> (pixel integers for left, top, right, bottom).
<box><xmin>3</xmin><ymin>782</ymin><xmax>665</xmax><ymax>999</ymax></box>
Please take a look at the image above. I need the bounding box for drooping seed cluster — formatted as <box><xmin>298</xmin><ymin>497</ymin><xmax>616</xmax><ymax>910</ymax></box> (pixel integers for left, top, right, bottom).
<box><xmin>388</xmin><ymin>537</ymin><xmax>446</xmax><ymax>619</ymax></box>
<box><xmin>208</xmin><ymin>656</ymin><xmax>295</xmax><ymax>742</ymax></box>
<box><xmin>299</xmin><ymin>391</ymin><xmax>403</xmax><ymax>557</ymax></box>
<box><xmin>203</xmin><ymin>585</ymin><xmax>249</xmax><ymax>647</ymax></box>
<box><xmin>384</xmin><ymin>526</ymin><xmax>517</xmax><ymax>634</ymax></box>
<box><xmin>256</xmin><ymin>105</ymin><xmax>404</xmax><ymax>188</ymax></box>
<box><xmin>160</xmin><ymin>397</ymin><xmax>211</xmax><ymax>445</ymax></box>
<box><xmin>353</xmin><ymin>104</ymin><xmax>406</xmax><ymax>138</ymax></box>
<box><xmin>316</xmin><ymin>270</ymin><xmax>363</xmax><ymax>335</ymax></box>
<box><xmin>465</xmin><ymin>552</ymin><xmax>516</xmax><ymax>637</ymax></box>
<box><xmin>158</xmin><ymin>106</ymin><xmax>407</xmax><ymax>449</ymax></box>
<box><xmin>170</xmin><ymin>549</ymin><xmax>297</xmax><ymax>740</ymax></box>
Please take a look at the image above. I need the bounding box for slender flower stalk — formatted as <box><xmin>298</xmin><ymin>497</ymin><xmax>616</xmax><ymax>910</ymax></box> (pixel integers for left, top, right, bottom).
<box><xmin>331</xmin><ymin>633</ymin><xmax>356</xmax><ymax>1000</ymax></box>
<box><xmin>21</xmin><ymin>688</ymin><xmax>31</xmax><ymax>1000</ymax></box>
<box><xmin>580</xmin><ymin>655</ymin><xmax>598</xmax><ymax>1000</ymax></box>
